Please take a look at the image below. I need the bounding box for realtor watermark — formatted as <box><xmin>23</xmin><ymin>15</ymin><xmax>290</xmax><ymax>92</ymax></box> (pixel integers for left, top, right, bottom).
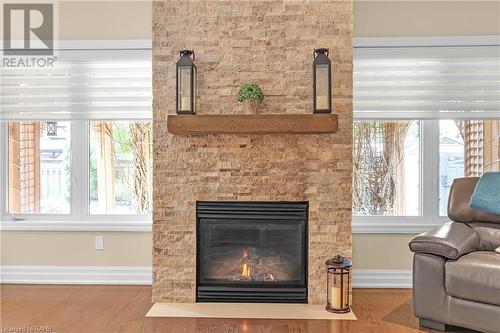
<box><xmin>0</xmin><ymin>326</ymin><xmax>52</xmax><ymax>333</ymax></box>
<box><xmin>2</xmin><ymin>1</ymin><xmax>58</xmax><ymax>67</ymax></box>
<box><xmin>2</xmin><ymin>55</ymin><xmax>56</xmax><ymax>67</ymax></box>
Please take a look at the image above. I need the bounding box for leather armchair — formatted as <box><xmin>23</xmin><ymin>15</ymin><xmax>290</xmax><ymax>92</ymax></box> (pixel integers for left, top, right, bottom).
<box><xmin>409</xmin><ymin>177</ymin><xmax>500</xmax><ymax>333</ymax></box>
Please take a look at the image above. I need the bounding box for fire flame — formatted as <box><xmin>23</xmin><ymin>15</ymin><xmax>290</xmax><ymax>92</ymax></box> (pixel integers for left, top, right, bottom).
<box><xmin>241</xmin><ymin>250</ymin><xmax>251</xmax><ymax>279</ymax></box>
<box><xmin>241</xmin><ymin>263</ymin><xmax>251</xmax><ymax>279</ymax></box>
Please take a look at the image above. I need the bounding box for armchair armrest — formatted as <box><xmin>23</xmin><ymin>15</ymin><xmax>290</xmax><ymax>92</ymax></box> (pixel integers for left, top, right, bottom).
<box><xmin>409</xmin><ymin>222</ymin><xmax>479</xmax><ymax>259</ymax></box>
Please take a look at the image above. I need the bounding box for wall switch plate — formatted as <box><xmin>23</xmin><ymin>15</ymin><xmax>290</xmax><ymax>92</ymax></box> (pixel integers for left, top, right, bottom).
<box><xmin>95</xmin><ymin>236</ymin><xmax>104</xmax><ymax>250</ymax></box>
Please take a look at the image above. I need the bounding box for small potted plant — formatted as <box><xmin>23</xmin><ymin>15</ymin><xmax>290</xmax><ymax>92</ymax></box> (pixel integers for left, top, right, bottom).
<box><xmin>236</xmin><ymin>83</ymin><xmax>264</xmax><ymax>114</ymax></box>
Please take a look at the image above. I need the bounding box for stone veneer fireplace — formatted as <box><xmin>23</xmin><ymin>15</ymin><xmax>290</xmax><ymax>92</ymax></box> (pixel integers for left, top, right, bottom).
<box><xmin>152</xmin><ymin>0</ymin><xmax>353</xmax><ymax>305</ymax></box>
<box><xmin>196</xmin><ymin>201</ymin><xmax>308</xmax><ymax>303</ymax></box>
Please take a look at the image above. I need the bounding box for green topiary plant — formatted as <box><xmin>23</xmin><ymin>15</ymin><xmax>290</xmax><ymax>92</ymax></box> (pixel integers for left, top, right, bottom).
<box><xmin>236</xmin><ymin>84</ymin><xmax>264</xmax><ymax>103</ymax></box>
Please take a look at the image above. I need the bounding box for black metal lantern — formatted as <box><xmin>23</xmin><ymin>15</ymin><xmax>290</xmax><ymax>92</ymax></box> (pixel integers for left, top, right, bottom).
<box><xmin>176</xmin><ymin>49</ymin><xmax>197</xmax><ymax>114</ymax></box>
<box><xmin>313</xmin><ymin>48</ymin><xmax>332</xmax><ymax>113</ymax></box>
<box><xmin>325</xmin><ymin>255</ymin><xmax>351</xmax><ymax>313</ymax></box>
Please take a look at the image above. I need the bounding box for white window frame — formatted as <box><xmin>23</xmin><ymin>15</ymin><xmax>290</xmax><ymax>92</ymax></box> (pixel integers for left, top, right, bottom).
<box><xmin>352</xmin><ymin>36</ymin><xmax>500</xmax><ymax>234</ymax></box>
<box><xmin>0</xmin><ymin>40</ymin><xmax>152</xmax><ymax>232</ymax></box>
<box><xmin>352</xmin><ymin>119</ymin><xmax>448</xmax><ymax>233</ymax></box>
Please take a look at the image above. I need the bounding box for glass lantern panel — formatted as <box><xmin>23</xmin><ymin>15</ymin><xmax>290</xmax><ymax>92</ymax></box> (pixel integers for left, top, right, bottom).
<box><xmin>193</xmin><ymin>67</ymin><xmax>197</xmax><ymax>113</ymax></box>
<box><xmin>327</xmin><ymin>269</ymin><xmax>349</xmax><ymax>309</ymax></box>
<box><xmin>178</xmin><ymin>66</ymin><xmax>192</xmax><ymax>111</ymax></box>
<box><xmin>315</xmin><ymin>64</ymin><xmax>329</xmax><ymax>110</ymax></box>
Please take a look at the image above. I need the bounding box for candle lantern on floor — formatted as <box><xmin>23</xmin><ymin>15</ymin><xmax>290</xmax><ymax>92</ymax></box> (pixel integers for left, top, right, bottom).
<box><xmin>176</xmin><ymin>49</ymin><xmax>197</xmax><ymax>114</ymax></box>
<box><xmin>325</xmin><ymin>255</ymin><xmax>351</xmax><ymax>313</ymax></box>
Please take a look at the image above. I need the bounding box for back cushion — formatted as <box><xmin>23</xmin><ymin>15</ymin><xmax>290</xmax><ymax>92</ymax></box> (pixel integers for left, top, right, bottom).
<box><xmin>448</xmin><ymin>177</ymin><xmax>500</xmax><ymax>224</ymax></box>
<box><xmin>475</xmin><ymin>227</ymin><xmax>500</xmax><ymax>251</ymax></box>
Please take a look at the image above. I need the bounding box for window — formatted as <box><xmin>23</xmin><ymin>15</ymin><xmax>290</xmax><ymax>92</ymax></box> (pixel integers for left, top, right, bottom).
<box><xmin>439</xmin><ymin>119</ymin><xmax>500</xmax><ymax>215</ymax></box>
<box><xmin>353</xmin><ymin>120</ymin><xmax>420</xmax><ymax>216</ymax></box>
<box><xmin>89</xmin><ymin>121</ymin><xmax>152</xmax><ymax>214</ymax></box>
<box><xmin>439</xmin><ymin>120</ymin><xmax>465</xmax><ymax>215</ymax></box>
<box><xmin>0</xmin><ymin>41</ymin><xmax>152</xmax><ymax>229</ymax></box>
<box><xmin>7</xmin><ymin>122</ymin><xmax>71</xmax><ymax>214</ymax></box>
<box><xmin>353</xmin><ymin>36</ymin><xmax>500</xmax><ymax>232</ymax></box>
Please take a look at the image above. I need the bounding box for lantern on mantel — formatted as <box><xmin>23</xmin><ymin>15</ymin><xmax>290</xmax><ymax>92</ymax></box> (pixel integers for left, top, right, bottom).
<box><xmin>313</xmin><ymin>48</ymin><xmax>332</xmax><ymax>113</ymax></box>
<box><xmin>325</xmin><ymin>255</ymin><xmax>351</xmax><ymax>313</ymax></box>
<box><xmin>176</xmin><ymin>49</ymin><xmax>197</xmax><ymax>114</ymax></box>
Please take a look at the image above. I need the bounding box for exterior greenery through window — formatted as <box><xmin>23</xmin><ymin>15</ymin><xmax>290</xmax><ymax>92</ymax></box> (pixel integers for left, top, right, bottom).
<box><xmin>89</xmin><ymin>121</ymin><xmax>153</xmax><ymax>214</ymax></box>
<box><xmin>353</xmin><ymin>121</ymin><xmax>420</xmax><ymax>216</ymax></box>
<box><xmin>6</xmin><ymin>121</ymin><xmax>153</xmax><ymax>216</ymax></box>
<box><xmin>353</xmin><ymin>120</ymin><xmax>500</xmax><ymax>217</ymax></box>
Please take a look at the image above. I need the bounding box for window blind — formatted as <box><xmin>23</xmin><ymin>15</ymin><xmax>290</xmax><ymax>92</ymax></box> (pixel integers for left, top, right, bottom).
<box><xmin>1</xmin><ymin>48</ymin><xmax>152</xmax><ymax>121</ymax></box>
<box><xmin>354</xmin><ymin>42</ymin><xmax>500</xmax><ymax>119</ymax></box>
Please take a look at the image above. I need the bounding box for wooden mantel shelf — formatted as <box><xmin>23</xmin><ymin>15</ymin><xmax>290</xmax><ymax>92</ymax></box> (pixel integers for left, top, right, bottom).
<box><xmin>167</xmin><ymin>114</ymin><xmax>338</xmax><ymax>135</ymax></box>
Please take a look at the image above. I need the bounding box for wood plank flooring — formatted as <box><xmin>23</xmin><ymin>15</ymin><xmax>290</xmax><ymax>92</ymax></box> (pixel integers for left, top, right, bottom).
<box><xmin>0</xmin><ymin>285</ymin><xmax>459</xmax><ymax>333</ymax></box>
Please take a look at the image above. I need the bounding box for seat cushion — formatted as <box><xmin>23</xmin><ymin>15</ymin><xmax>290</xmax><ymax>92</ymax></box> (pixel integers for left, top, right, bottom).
<box><xmin>446</xmin><ymin>251</ymin><xmax>500</xmax><ymax>306</ymax></box>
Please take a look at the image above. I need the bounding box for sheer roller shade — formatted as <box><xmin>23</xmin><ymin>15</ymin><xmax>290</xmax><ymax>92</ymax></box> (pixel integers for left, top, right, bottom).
<box><xmin>354</xmin><ymin>42</ymin><xmax>500</xmax><ymax>119</ymax></box>
<box><xmin>1</xmin><ymin>48</ymin><xmax>152</xmax><ymax>121</ymax></box>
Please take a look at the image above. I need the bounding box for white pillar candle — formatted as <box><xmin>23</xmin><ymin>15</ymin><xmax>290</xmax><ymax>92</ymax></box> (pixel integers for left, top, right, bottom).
<box><xmin>181</xmin><ymin>96</ymin><xmax>191</xmax><ymax>110</ymax></box>
<box><xmin>329</xmin><ymin>285</ymin><xmax>342</xmax><ymax>309</ymax></box>
<box><xmin>316</xmin><ymin>95</ymin><xmax>329</xmax><ymax>109</ymax></box>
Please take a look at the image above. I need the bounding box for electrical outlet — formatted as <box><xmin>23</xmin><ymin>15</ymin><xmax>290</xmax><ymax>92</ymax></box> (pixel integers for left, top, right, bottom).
<box><xmin>95</xmin><ymin>236</ymin><xmax>104</xmax><ymax>250</ymax></box>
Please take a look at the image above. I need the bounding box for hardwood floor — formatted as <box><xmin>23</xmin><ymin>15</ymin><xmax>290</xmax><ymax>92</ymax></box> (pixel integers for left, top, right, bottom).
<box><xmin>0</xmin><ymin>285</ymin><xmax>457</xmax><ymax>333</ymax></box>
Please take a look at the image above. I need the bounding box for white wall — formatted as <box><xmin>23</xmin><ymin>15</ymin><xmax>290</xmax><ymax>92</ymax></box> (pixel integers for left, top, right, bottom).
<box><xmin>354</xmin><ymin>1</ymin><xmax>500</xmax><ymax>37</ymax></box>
<box><xmin>59</xmin><ymin>1</ymin><xmax>151</xmax><ymax>40</ymax></box>
<box><xmin>1</xmin><ymin>231</ymin><xmax>151</xmax><ymax>266</ymax></box>
<box><xmin>2</xmin><ymin>1</ymin><xmax>499</xmax><ymax>277</ymax></box>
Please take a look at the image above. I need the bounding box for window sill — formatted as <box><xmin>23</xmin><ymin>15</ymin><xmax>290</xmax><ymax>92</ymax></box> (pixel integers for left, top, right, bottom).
<box><xmin>2</xmin><ymin>218</ymin><xmax>446</xmax><ymax>234</ymax></box>
<box><xmin>352</xmin><ymin>216</ymin><xmax>448</xmax><ymax>234</ymax></box>
<box><xmin>0</xmin><ymin>220</ymin><xmax>152</xmax><ymax>232</ymax></box>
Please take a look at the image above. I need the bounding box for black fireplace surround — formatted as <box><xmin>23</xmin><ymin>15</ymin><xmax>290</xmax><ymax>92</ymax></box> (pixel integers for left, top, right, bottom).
<box><xmin>196</xmin><ymin>201</ymin><xmax>308</xmax><ymax>303</ymax></box>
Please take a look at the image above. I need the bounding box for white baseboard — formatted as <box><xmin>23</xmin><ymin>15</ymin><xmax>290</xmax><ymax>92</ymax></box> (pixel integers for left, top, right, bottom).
<box><xmin>1</xmin><ymin>266</ymin><xmax>412</xmax><ymax>288</ymax></box>
<box><xmin>352</xmin><ymin>269</ymin><xmax>412</xmax><ymax>288</ymax></box>
<box><xmin>0</xmin><ymin>266</ymin><xmax>152</xmax><ymax>285</ymax></box>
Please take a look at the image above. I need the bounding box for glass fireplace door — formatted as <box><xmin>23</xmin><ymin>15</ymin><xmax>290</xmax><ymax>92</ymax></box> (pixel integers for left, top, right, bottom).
<box><xmin>196</xmin><ymin>201</ymin><xmax>308</xmax><ymax>303</ymax></box>
<box><xmin>199</xmin><ymin>219</ymin><xmax>305</xmax><ymax>285</ymax></box>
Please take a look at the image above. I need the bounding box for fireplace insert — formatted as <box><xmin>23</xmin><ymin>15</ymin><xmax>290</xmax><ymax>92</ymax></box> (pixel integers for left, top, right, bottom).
<box><xmin>196</xmin><ymin>201</ymin><xmax>308</xmax><ymax>303</ymax></box>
